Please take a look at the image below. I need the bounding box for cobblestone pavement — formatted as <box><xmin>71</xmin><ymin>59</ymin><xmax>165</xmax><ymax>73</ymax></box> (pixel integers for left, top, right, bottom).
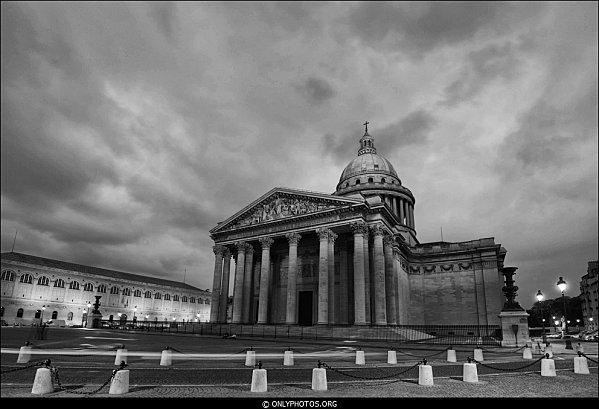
<box><xmin>2</xmin><ymin>327</ymin><xmax>597</xmax><ymax>398</ymax></box>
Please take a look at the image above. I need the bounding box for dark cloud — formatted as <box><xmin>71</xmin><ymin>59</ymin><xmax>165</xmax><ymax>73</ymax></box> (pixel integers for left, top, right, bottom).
<box><xmin>442</xmin><ymin>42</ymin><xmax>521</xmax><ymax>106</ymax></box>
<box><xmin>296</xmin><ymin>77</ymin><xmax>336</xmax><ymax>104</ymax></box>
<box><xmin>347</xmin><ymin>1</ymin><xmax>543</xmax><ymax>55</ymax></box>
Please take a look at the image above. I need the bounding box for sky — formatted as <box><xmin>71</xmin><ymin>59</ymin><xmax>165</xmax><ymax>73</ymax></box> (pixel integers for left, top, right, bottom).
<box><xmin>1</xmin><ymin>2</ymin><xmax>597</xmax><ymax>309</ymax></box>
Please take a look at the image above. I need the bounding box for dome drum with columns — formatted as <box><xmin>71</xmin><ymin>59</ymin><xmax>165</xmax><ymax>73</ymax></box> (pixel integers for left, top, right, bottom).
<box><xmin>208</xmin><ymin>123</ymin><xmax>508</xmax><ymax>328</ymax></box>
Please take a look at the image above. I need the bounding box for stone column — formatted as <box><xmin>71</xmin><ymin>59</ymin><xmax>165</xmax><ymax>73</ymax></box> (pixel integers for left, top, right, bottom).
<box><xmin>403</xmin><ymin>201</ymin><xmax>410</xmax><ymax>228</ymax></box>
<box><xmin>257</xmin><ymin>237</ymin><xmax>274</xmax><ymax>324</ymax></box>
<box><xmin>285</xmin><ymin>233</ymin><xmax>301</xmax><ymax>324</ymax></box>
<box><xmin>371</xmin><ymin>224</ymin><xmax>387</xmax><ymax>325</ymax></box>
<box><xmin>363</xmin><ymin>229</ymin><xmax>371</xmax><ymax>324</ymax></box>
<box><xmin>383</xmin><ymin>235</ymin><xmax>397</xmax><ymax>325</ymax></box>
<box><xmin>328</xmin><ymin>231</ymin><xmax>337</xmax><ymax>324</ymax></box>
<box><xmin>410</xmin><ymin>204</ymin><xmax>415</xmax><ymax>230</ymax></box>
<box><xmin>209</xmin><ymin>245</ymin><xmax>225</xmax><ymax>323</ymax></box>
<box><xmin>393</xmin><ymin>249</ymin><xmax>401</xmax><ymax>324</ymax></box>
<box><xmin>339</xmin><ymin>243</ymin><xmax>348</xmax><ymax>324</ymax></box>
<box><xmin>316</xmin><ymin>228</ymin><xmax>330</xmax><ymax>325</ymax></box>
<box><xmin>399</xmin><ymin>198</ymin><xmax>405</xmax><ymax>225</ymax></box>
<box><xmin>218</xmin><ymin>248</ymin><xmax>232</xmax><ymax>323</ymax></box>
<box><xmin>350</xmin><ymin>222</ymin><xmax>368</xmax><ymax>325</ymax></box>
<box><xmin>242</xmin><ymin>245</ymin><xmax>254</xmax><ymax>323</ymax></box>
<box><xmin>231</xmin><ymin>242</ymin><xmax>247</xmax><ymax>323</ymax></box>
<box><xmin>392</xmin><ymin>197</ymin><xmax>398</xmax><ymax>218</ymax></box>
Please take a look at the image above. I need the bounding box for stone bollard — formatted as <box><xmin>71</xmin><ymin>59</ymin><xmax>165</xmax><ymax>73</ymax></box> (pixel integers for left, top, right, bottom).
<box><xmin>114</xmin><ymin>348</ymin><xmax>128</xmax><ymax>366</ymax></box>
<box><xmin>160</xmin><ymin>349</ymin><xmax>173</xmax><ymax>366</ymax></box>
<box><xmin>17</xmin><ymin>344</ymin><xmax>33</xmax><ymax>364</ymax></box>
<box><xmin>522</xmin><ymin>347</ymin><xmax>533</xmax><ymax>360</ymax></box>
<box><xmin>473</xmin><ymin>348</ymin><xmax>484</xmax><ymax>362</ymax></box>
<box><xmin>387</xmin><ymin>350</ymin><xmax>397</xmax><ymax>364</ymax></box>
<box><xmin>31</xmin><ymin>367</ymin><xmax>53</xmax><ymax>395</ymax></box>
<box><xmin>109</xmin><ymin>370</ymin><xmax>129</xmax><ymax>395</ymax></box>
<box><xmin>447</xmin><ymin>349</ymin><xmax>457</xmax><ymax>363</ymax></box>
<box><xmin>541</xmin><ymin>355</ymin><xmax>556</xmax><ymax>377</ymax></box>
<box><xmin>312</xmin><ymin>362</ymin><xmax>327</xmax><ymax>391</ymax></box>
<box><xmin>283</xmin><ymin>350</ymin><xmax>294</xmax><ymax>366</ymax></box>
<box><xmin>418</xmin><ymin>361</ymin><xmax>434</xmax><ymax>386</ymax></box>
<box><xmin>245</xmin><ymin>348</ymin><xmax>256</xmax><ymax>367</ymax></box>
<box><xmin>574</xmin><ymin>354</ymin><xmax>590</xmax><ymax>375</ymax></box>
<box><xmin>355</xmin><ymin>349</ymin><xmax>365</xmax><ymax>365</ymax></box>
<box><xmin>463</xmin><ymin>359</ymin><xmax>478</xmax><ymax>383</ymax></box>
<box><xmin>250</xmin><ymin>362</ymin><xmax>267</xmax><ymax>392</ymax></box>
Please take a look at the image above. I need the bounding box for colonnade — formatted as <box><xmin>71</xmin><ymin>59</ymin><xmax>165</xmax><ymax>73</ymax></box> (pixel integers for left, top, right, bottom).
<box><xmin>382</xmin><ymin>195</ymin><xmax>415</xmax><ymax>230</ymax></box>
<box><xmin>210</xmin><ymin>222</ymin><xmax>403</xmax><ymax>326</ymax></box>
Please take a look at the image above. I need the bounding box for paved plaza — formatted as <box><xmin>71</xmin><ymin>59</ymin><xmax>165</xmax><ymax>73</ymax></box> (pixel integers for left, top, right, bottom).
<box><xmin>1</xmin><ymin>327</ymin><xmax>597</xmax><ymax>398</ymax></box>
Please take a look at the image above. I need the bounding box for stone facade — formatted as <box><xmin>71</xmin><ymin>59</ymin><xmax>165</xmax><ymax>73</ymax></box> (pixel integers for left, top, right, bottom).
<box><xmin>1</xmin><ymin>252</ymin><xmax>211</xmax><ymax>326</ymax></box>
<box><xmin>580</xmin><ymin>260</ymin><xmax>598</xmax><ymax>331</ymax></box>
<box><xmin>208</xmin><ymin>126</ymin><xmax>507</xmax><ymax>326</ymax></box>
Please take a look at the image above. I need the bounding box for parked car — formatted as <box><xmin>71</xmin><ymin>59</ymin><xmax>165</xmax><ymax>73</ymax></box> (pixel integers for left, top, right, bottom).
<box><xmin>582</xmin><ymin>330</ymin><xmax>598</xmax><ymax>341</ymax></box>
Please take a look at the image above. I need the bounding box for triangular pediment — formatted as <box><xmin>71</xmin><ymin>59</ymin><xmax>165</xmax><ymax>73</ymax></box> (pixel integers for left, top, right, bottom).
<box><xmin>211</xmin><ymin>187</ymin><xmax>365</xmax><ymax>233</ymax></box>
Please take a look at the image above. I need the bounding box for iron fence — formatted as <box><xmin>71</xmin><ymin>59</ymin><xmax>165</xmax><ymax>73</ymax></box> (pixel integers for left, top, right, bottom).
<box><xmin>101</xmin><ymin>320</ymin><xmax>502</xmax><ymax>345</ymax></box>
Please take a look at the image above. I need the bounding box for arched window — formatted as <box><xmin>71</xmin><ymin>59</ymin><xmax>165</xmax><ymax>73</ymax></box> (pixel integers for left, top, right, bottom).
<box><xmin>368</xmin><ymin>177</ymin><xmax>373</xmax><ymax>183</ymax></box>
<box><xmin>122</xmin><ymin>288</ymin><xmax>131</xmax><ymax>296</ymax></box>
<box><xmin>173</xmin><ymin>295</ymin><xmax>179</xmax><ymax>302</ymax></box>
<box><xmin>37</xmin><ymin>276</ymin><xmax>49</xmax><ymax>286</ymax></box>
<box><xmin>17</xmin><ymin>308</ymin><xmax>24</xmax><ymax>318</ymax></box>
<box><xmin>54</xmin><ymin>279</ymin><xmax>65</xmax><ymax>288</ymax></box>
<box><xmin>154</xmin><ymin>292</ymin><xmax>162</xmax><ymax>299</ymax></box>
<box><xmin>69</xmin><ymin>281</ymin><xmax>80</xmax><ymax>290</ymax></box>
<box><xmin>144</xmin><ymin>291</ymin><xmax>152</xmax><ymax>298</ymax></box>
<box><xmin>345</xmin><ymin>183</ymin><xmax>349</xmax><ymax>188</ymax></box>
<box><xmin>67</xmin><ymin>311</ymin><xmax>73</xmax><ymax>321</ymax></box>
<box><xmin>34</xmin><ymin>310</ymin><xmax>41</xmax><ymax>318</ymax></box>
<box><xmin>381</xmin><ymin>178</ymin><xmax>386</xmax><ymax>184</ymax></box>
<box><xmin>1</xmin><ymin>270</ymin><xmax>15</xmax><ymax>281</ymax></box>
<box><xmin>97</xmin><ymin>285</ymin><xmax>107</xmax><ymax>293</ymax></box>
<box><xmin>134</xmin><ymin>290</ymin><xmax>142</xmax><ymax>297</ymax></box>
<box><xmin>51</xmin><ymin>311</ymin><xmax>58</xmax><ymax>319</ymax></box>
<box><xmin>83</xmin><ymin>283</ymin><xmax>93</xmax><ymax>292</ymax></box>
<box><xmin>110</xmin><ymin>286</ymin><xmax>119</xmax><ymax>294</ymax></box>
<box><xmin>164</xmin><ymin>294</ymin><xmax>171</xmax><ymax>301</ymax></box>
<box><xmin>182</xmin><ymin>296</ymin><xmax>188</xmax><ymax>303</ymax></box>
<box><xmin>355</xmin><ymin>179</ymin><xmax>360</xmax><ymax>185</ymax></box>
<box><xmin>190</xmin><ymin>297</ymin><xmax>196</xmax><ymax>303</ymax></box>
<box><xmin>20</xmin><ymin>274</ymin><xmax>33</xmax><ymax>284</ymax></box>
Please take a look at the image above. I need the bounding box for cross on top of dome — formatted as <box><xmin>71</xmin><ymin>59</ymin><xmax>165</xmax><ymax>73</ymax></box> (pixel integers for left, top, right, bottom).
<box><xmin>358</xmin><ymin>121</ymin><xmax>376</xmax><ymax>155</ymax></box>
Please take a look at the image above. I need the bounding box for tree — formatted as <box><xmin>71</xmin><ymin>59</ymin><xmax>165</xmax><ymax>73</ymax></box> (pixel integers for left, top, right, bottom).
<box><xmin>527</xmin><ymin>295</ymin><xmax>583</xmax><ymax>327</ymax></box>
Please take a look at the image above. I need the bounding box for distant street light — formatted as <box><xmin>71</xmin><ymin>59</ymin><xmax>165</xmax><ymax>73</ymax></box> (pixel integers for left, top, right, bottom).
<box><xmin>556</xmin><ymin>276</ymin><xmax>572</xmax><ymax>349</ymax></box>
<box><xmin>536</xmin><ymin>290</ymin><xmax>546</xmax><ymax>343</ymax></box>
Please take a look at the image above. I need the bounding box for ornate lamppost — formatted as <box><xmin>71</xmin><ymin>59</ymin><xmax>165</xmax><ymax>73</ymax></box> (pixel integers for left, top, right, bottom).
<box><xmin>499</xmin><ymin>267</ymin><xmax>530</xmax><ymax>347</ymax></box>
<box><xmin>556</xmin><ymin>277</ymin><xmax>573</xmax><ymax>350</ymax></box>
<box><xmin>40</xmin><ymin>305</ymin><xmax>46</xmax><ymax>325</ymax></box>
<box><xmin>536</xmin><ymin>290</ymin><xmax>546</xmax><ymax>343</ymax></box>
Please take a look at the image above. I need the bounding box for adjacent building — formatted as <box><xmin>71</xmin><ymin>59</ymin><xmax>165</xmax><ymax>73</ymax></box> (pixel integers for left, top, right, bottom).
<box><xmin>208</xmin><ymin>125</ymin><xmax>508</xmax><ymax>326</ymax></box>
<box><xmin>580</xmin><ymin>260</ymin><xmax>598</xmax><ymax>332</ymax></box>
<box><xmin>1</xmin><ymin>252</ymin><xmax>211</xmax><ymax>325</ymax></box>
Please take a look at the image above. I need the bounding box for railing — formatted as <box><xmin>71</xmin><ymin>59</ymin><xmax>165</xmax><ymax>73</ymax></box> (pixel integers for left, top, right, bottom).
<box><xmin>101</xmin><ymin>320</ymin><xmax>502</xmax><ymax>346</ymax></box>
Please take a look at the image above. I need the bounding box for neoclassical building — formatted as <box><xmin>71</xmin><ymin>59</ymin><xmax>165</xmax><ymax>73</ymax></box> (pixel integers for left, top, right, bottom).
<box><xmin>1</xmin><ymin>252</ymin><xmax>211</xmax><ymax>325</ymax></box>
<box><xmin>209</xmin><ymin>125</ymin><xmax>507</xmax><ymax>326</ymax></box>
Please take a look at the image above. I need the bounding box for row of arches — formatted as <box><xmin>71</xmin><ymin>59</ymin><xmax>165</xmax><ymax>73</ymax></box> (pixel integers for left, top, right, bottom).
<box><xmin>342</xmin><ymin>176</ymin><xmax>399</xmax><ymax>189</ymax></box>
<box><xmin>2</xmin><ymin>270</ymin><xmax>208</xmax><ymax>304</ymax></box>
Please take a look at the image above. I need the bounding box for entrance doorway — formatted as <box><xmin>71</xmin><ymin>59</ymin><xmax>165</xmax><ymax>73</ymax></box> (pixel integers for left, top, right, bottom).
<box><xmin>298</xmin><ymin>291</ymin><xmax>313</xmax><ymax>326</ymax></box>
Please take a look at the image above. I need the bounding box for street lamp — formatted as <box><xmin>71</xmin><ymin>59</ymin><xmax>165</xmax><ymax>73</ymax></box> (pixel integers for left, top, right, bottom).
<box><xmin>85</xmin><ymin>302</ymin><xmax>91</xmax><ymax>327</ymax></box>
<box><xmin>556</xmin><ymin>276</ymin><xmax>573</xmax><ymax>349</ymax></box>
<box><xmin>40</xmin><ymin>305</ymin><xmax>46</xmax><ymax>324</ymax></box>
<box><xmin>536</xmin><ymin>290</ymin><xmax>546</xmax><ymax>343</ymax></box>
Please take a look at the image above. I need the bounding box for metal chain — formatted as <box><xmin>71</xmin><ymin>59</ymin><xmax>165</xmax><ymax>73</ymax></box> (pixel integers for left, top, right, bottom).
<box><xmin>319</xmin><ymin>359</ymin><xmax>423</xmax><ymax>381</ymax></box>
<box><xmin>472</xmin><ymin>356</ymin><xmax>544</xmax><ymax>372</ymax></box>
<box><xmin>50</xmin><ymin>361</ymin><xmax>127</xmax><ymax>395</ymax></box>
<box><xmin>580</xmin><ymin>352</ymin><xmax>598</xmax><ymax>364</ymax></box>
<box><xmin>393</xmin><ymin>346</ymin><xmax>449</xmax><ymax>359</ymax></box>
<box><xmin>481</xmin><ymin>345</ymin><xmax>527</xmax><ymax>354</ymax></box>
<box><xmin>0</xmin><ymin>360</ymin><xmax>46</xmax><ymax>375</ymax></box>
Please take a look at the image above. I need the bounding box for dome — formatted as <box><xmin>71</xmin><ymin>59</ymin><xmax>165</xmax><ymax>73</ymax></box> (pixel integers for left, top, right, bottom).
<box><xmin>339</xmin><ymin>153</ymin><xmax>398</xmax><ymax>183</ymax></box>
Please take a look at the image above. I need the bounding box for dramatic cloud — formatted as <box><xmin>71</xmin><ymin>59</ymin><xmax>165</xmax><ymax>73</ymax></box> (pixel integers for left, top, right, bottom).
<box><xmin>1</xmin><ymin>2</ymin><xmax>597</xmax><ymax>307</ymax></box>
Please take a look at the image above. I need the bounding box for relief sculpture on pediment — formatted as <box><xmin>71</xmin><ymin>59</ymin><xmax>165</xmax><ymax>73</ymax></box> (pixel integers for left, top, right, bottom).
<box><xmin>231</xmin><ymin>196</ymin><xmax>337</xmax><ymax>228</ymax></box>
